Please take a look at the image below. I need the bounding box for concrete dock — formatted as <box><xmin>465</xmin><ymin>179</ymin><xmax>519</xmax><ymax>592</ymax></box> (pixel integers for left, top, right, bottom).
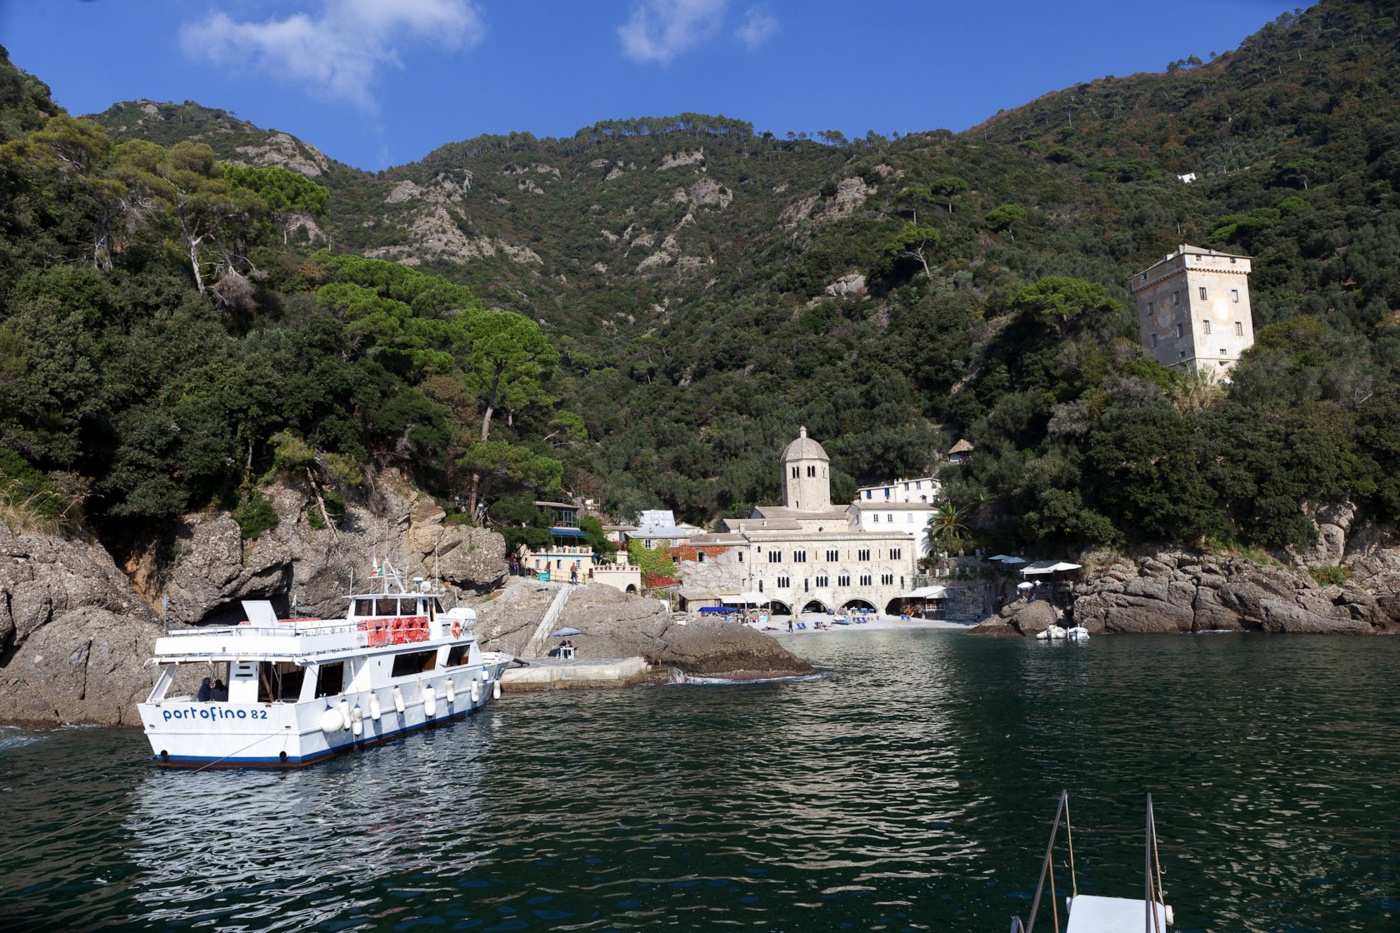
<box><xmin>500</xmin><ymin>656</ymin><xmax>655</xmax><ymax>690</ymax></box>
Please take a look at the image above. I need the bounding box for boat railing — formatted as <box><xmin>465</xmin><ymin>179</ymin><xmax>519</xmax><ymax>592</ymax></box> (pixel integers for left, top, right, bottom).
<box><xmin>1014</xmin><ymin>790</ymin><xmax>1168</xmax><ymax>933</ymax></box>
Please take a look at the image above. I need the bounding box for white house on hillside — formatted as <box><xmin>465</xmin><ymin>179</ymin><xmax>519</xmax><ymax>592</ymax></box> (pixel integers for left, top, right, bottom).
<box><xmin>850</xmin><ymin>477</ymin><xmax>940</xmax><ymax>557</ymax></box>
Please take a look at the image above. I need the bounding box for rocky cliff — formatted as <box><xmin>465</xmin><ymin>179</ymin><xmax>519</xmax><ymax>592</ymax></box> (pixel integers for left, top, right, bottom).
<box><xmin>0</xmin><ymin>472</ymin><xmax>508</xmax><ymax>727</ymax></box>
<box><xmin>972</xmin><ymin>540</ymin><xmax>1400</xmax><ymax>637</ymax></box>
<box><xmin>149</xmin><ymin>471</ymin><xmax>506</xmax><ymax>627</ymax></box>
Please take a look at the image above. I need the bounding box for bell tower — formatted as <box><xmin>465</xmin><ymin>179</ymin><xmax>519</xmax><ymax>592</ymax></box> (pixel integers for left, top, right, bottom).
<box><xmin>781</xmin><ymin>427</ymin><xmax>831</xmax><ymax>511</ymax></box>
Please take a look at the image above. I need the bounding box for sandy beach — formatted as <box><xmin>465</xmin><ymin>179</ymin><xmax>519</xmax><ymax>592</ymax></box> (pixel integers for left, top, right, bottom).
<box><xmin>742</xmin><ymin>613</ymin><xmax>971</xmax><ymax>636</ymax></box>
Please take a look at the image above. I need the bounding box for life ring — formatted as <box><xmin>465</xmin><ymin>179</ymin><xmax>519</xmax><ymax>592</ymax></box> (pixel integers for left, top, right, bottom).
<box><xmin>451</xmin><ymin>619</ymin><xmax>462</xmax><ymax>638</ymax></box>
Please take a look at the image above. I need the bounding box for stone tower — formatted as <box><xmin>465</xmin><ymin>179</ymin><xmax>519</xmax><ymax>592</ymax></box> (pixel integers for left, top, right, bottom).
<box><xmin>781</xmin><ymin>427</ymin><xmax>831</xmax><ymax>511</ymax></box>
<box><xmin>1129</xmin><ymin>244</ymin><xmax>1254</xmax><ymax>377</ymax></box>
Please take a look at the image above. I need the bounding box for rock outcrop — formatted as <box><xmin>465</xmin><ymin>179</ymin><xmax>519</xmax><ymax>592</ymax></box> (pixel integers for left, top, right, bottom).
<box><xmin>0</xmin><ymin>471</ymin><xmax>508</xmax><ymax>726</ymax></box>
<box><xmin>473</xmin><ymin>579</ymin><xmax>813</xmax><ymax>678</ymax></box>
<box><xmin>0</xmin><ymin>524</ymin><xmax>160</xmax><ymax>726</ymax></box>
<box><xmin>972</xmin><ymin>546</ymin><xmax>1400</xmax><ymax>637</ymax></box>
<box><xmin>159</xmin><ymin>471</ymin><xmax>506</xmax><ymax>626</ymax></box>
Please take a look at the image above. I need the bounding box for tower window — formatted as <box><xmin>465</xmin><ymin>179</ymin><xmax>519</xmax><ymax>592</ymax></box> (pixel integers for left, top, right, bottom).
<box><xmin>1199</xmin><ymin>286</ymin><xmax>1207</xmax><ymax>299</ymax></box>
<box><xmin>1146</xmin><ymin>300</ymin><xmax>1153</xmax><ymax>315</ymax></box>
<box><xmin>1231</xmin><ymin>289</ymin><xmax>1240</xmax><ymax>303</ymax></box>
<box><xmin>1235</xmin><ymin>322</ymin><xmax>1243</xmax><ymax>336</ymax></box>
<box><xmin>1173</xmin><ymin>290</ymin><xmax>1180</xmax><ymax>305</ymax></box>
<box><xmin>791</xmin><ymin>466</ymin><xmax>798</xmax><ymax>479</ymax></box>
<box><xmin>807</xmin><ymin>465</ymin><xmax>816</xmax><ymax>477</ymax></box>
<box><xmin>1203</xmin><ymin>320</ymin><xmax>1211</xmax><ymax>335</ymax></box>
<box><xmin>1151</xmin><ymin>334</ymin><xmax>1158</xmax><ymax>348</ymax></box>
<box><xmin>1175</xmin><ymin>323</ymin><xmax>1184</xmax><ymax>338</ymax></box>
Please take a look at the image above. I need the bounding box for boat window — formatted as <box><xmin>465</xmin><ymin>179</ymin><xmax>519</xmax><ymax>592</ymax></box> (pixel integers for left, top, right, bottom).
<box><xmin>431</xmin><ymin>597</ymin><xmax>444</xmax><ymax>616</ymax></box>
<box><xmin>375</xmin><ymin>598</ymin><xmax>401</xmax><ymax>616</ymax></box>
<box><xmin>315</xmin><ymin>662</ymin><xmax>345</xmax><ymax>699</ymax></box>
<box><xmin>259</xmin><ymin>661</ymin><xmax>305</xmax><ymax>702</ymax></box>
<box><xmin>391</xmin><ymin>651</ymin><xmax>438</xmax><ymax>678</ymax></box>
<box><xmin>354</xmin><ymin>598</ymin><xmax>374</xmax><ymax>617</ymax></box>
<box><xmin>446</xmin><ymin>645</ymin><xmax>472</xmax><ymax>667</ymax></box>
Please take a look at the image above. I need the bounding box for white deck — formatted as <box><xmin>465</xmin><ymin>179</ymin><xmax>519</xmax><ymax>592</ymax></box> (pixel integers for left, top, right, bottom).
<box><xmin>1065</xmin><ymin>895</ymin><xmax>1170</xmax><ymax>932</ymax></box>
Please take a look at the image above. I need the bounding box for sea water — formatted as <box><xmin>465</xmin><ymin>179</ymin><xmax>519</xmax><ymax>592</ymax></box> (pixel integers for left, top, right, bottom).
<box><xmin>0</xmin><ymin>631</ymin><xmax>1396</xmax><ymax>932</ymax></box>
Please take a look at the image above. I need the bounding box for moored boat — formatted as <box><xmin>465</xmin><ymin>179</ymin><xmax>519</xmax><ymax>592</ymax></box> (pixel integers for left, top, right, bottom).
<box><xmin>137</xmin><ymin>564</ymin><xmax>512</xmax><ymax>768</ymax></box>
<box><xmin>1036</xmin><ymin>624</ymin><xmax>1068</xmax><ymax>641</ymax></box>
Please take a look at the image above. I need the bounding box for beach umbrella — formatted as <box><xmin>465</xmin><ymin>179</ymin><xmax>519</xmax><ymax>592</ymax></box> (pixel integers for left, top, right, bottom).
<box><xmin>1017</xmin><ymin>582</ymin><xmax>1033</xmax><ymax>590</ymax></box>
<box><xmin>551</xmin><ymin>627</ymin><xmax>582</xmax><ymax>637</ymax></box>
<box><xmin>1002</xmin><ymin>556</ymin><xmax>1027</xmax><ymax>565</ymax></box>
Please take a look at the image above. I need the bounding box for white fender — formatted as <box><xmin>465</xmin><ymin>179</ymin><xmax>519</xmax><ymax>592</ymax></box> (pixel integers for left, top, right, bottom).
<box><xmin>368</xmin><ymin>694</ymin><xmax>382</xmax><ymax>721</ymax></box>
<box><xmin>337</xmin><ymin>699</ymin><xmax>351</xmax><ymax>730</ymax></box>
<box><xmin>320</xmin><ymin>708</ymin><xmax>343</xmax><ymax>734</ymax></box>
<box><xmin>351</xmin><ymin>705</ymin><xmax>363</xmax><ymax>737</ymax></box>
<box><xmin>471</xmin><ymin>679</ymin><xmax>481</xmax><ymax>704</ymax></box>
<box><xmin>423</xmin><ymin>685</ymin><xmax>437</xmax><ymax>718</ymax></box>
<box><xmin>445</xmin><ymin>679</ymin><xmax>456</xmax><ymax>705</ymax></box>
<box><xmin>493</xmin><ymin>679</ymin><xmax>501</xmax><ymax>700</ymax></box>
<box><xmin>393</xmin><ymin>685</ymin><xmax>406</xmax><ymax>714</ymax></box>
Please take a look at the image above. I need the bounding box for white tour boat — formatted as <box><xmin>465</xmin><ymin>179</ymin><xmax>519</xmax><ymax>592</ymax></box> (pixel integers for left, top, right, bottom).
<box><xmin>138</xmin><ymin>565</ymin><xmax>513</xmax><ymax>768</ymax></box>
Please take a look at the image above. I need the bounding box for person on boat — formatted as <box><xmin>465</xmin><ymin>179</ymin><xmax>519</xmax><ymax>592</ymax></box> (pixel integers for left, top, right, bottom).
<box><xmin>197</xmin><ymin>677</ymin><xmax>212</xmax><ymax>702</ymax></box>
<box><xmin>211</xmin><ymin>679</ymin><xmax>229</xmax><ymax>701</ymax></box>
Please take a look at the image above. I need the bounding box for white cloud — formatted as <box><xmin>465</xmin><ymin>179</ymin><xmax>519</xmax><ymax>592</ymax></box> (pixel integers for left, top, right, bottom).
<box><xmin>735</xmin><ymin>7</ymin><xmax>779</xmax><ymax>51</ymax></box>
<box><xmin>180</xmin><ymin>0</ymin><xmax>485</xmax><ymax>110</ymax></box>
<box><xmin>618</xmin><ymin>0</ymin><xmax>728</xmax><ymax>65</ymax></box>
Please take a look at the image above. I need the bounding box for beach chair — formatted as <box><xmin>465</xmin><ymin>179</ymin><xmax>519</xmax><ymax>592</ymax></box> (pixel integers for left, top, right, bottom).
<box><xmin>796</xmin><ymin>622</ymin><xmax>807</xmax><ymax>630</ymax></box>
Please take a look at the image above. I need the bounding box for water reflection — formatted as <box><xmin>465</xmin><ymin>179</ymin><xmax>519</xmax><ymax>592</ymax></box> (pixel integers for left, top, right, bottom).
<box><xmin>122</xmin><ymin>721</ymin><xmax>497</xmax><ymax>931</ymax></box>
<box><xmin>1</xmin><ymin>633</ymin><xmax>1396</xmax><ymax>932</ymax></box>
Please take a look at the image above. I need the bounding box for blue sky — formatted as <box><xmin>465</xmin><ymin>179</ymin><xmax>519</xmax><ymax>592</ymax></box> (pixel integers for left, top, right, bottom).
<box><xmin>1</xmin><ymin>0</ymin><xmax>1307</xmax><ymax>171</ymax></box>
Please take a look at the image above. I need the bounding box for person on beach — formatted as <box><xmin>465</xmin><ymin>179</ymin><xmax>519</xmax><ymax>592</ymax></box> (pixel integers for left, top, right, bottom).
<box><xmin>570</xmin><ymin>565</ymin><xmax>579</xmax><ymax>585</ymax></box>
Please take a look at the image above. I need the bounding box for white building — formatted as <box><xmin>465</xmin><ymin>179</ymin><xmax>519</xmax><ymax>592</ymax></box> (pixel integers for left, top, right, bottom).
<box><xmin>1130</xmin><ymin>244</ymin><xmax>1254</xmax><ymax>377</ymax></box>
<box><xmin>851</xmin><ymin>477</ymin><xmax>939</xmax><ymax>556</ymax></box>
<box><xmin>676</xmin><ymin>428</ymin><xmax>919</xmax><ymax>615</ymax></box>
<box><xmin>627</xmin><ymin>510</ymin><xmax>702</xmax><ymax>549</ymax></box>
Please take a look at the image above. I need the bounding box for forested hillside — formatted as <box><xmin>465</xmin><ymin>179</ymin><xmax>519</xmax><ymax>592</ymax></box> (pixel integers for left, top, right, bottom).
<box><xmin>3</xmin><ymin>0</ymin><xmax>1399</xmax><ymax>577</ymax></box>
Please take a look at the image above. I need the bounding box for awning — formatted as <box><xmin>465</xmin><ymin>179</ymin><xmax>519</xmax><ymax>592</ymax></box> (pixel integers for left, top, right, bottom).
<box><xmin>899</xmin><ymin>586</ymin><xmax>947</xmax><ymax>599</ymax></box>
<box><xmin>988</xmin><ymin>554</ymin><xmax>1014</xmax><ymax>561</ymax></box>
<box><xmin>550</xmin><ymin>527</ymin><xmax>587</xmax><ymax>538</ymax></box>
<box><xmin>1021</xmin><ymin>560</ymin><xmax>1082</xmax><ymax>576</ymax></box>
<box><xmin>721</xmin><ymin>592</ymin><xmax>768</xmax><ymax>605</ymax></box>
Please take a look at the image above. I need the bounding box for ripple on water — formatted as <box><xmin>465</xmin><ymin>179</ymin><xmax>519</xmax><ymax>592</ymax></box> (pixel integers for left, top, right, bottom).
<box><xmin>0</xmin><ymin>632</ymin><xmax>1396</xmax><ymax>932</ymax></box>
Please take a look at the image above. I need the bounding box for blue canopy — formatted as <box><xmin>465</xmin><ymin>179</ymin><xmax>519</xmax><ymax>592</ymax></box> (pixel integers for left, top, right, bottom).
<box><xmin>550</xmin><ymin>527</ymin><xmax>587</xmax><ymax>538</ymax></box>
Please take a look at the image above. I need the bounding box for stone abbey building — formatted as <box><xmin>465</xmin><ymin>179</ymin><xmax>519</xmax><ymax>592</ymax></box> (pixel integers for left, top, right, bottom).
<box><xmin>676</xmin><ymin>429</ymin><xmax>918</xmax><ymax>614</ymax></box>
<box><xmin>1130</xmin><ymin>244</ymin><xmax>1255</xmax><ymax>377</ymax></box>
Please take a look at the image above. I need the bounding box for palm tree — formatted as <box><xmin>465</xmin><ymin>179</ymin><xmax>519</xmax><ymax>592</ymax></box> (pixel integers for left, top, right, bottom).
<box><xmin>925</xmin><ymin>504</ymin><xmax>968</xmax><ymax>556</ymax></box>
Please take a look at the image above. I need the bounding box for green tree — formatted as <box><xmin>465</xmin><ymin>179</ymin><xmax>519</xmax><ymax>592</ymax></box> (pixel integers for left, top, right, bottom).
<box><xmin>886</xmin><ymin>222</ymin><xmax>941</xmax><ymax>281</ymax></box>
<box><xmin>463</xmin><ymin>311</ymin><xmax>560</xmax><ymax>515</ymax></box>
<box><xmin>929</xmin><ymin>175</ymin><xmax>970</xmax><ymax>214</ymax></box>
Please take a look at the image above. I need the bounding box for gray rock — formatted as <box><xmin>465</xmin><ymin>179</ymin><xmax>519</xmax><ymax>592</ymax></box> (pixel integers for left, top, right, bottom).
<box><xmin>0</xmin><ymin>524</ymin><xmax>160</xmax><ymax>726</ymax></box>
<box><xmin>161</xmin><ymin>471</ymin><xmax>507</xmax><ymax>626</ymax></box>
<box><xmin>475</xmin><ymin>580</ymin><xmax>812</xmax><ymax>677</ymax></box>
<box><xmin>1002</xmin><ymin>600</ymin><xmax>1057</xmax><ymax>635</ymax></box>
